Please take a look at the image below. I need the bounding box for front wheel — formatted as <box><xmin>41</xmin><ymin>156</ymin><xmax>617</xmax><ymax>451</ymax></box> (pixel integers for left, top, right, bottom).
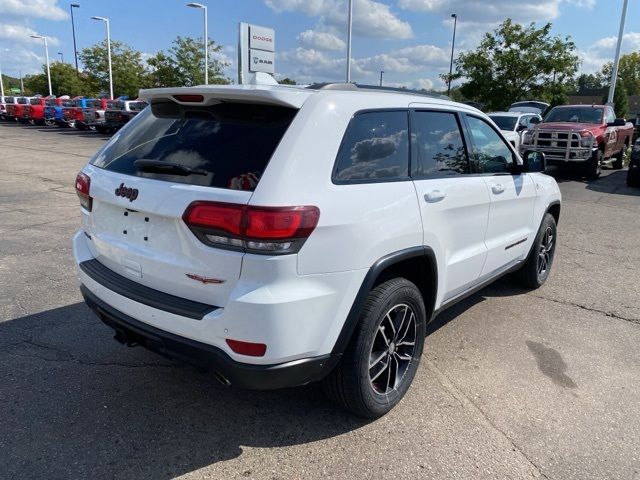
<box><xmin>612</xmin><ymin>147</ymin><xmax>625</xmax><ymax>170</ymax></box>
<box><xmin>323</xmin><ymin>278</ymin><xmax>426</xmax><ymax>418</ymax></box>
<box><xmin>585</xmin><ymin>150</ymin><xmax>602</xmax><ymax>180</ymax></box>
<box><xmin>513</xmin><ymin>213</ymin><xmax>557</xmax><ymax>289</ymax></box>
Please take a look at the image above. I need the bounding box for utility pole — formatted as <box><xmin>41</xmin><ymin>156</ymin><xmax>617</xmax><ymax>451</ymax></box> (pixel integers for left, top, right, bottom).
<box><xmin>447</xmin><ymin>13</ymin><xmax>458</xmax><ymax>97</ymax></box>
<box><xmin>379</xmin><ymin>70</ymin><xmax>384</xmax><ymax>87</ymax></box>
<box><xmin>0</xmin><ymin>64</ymin><xmax>4</xmax><ymax>98</ymax></box>
<box><xmin>70</xmin><ymin>4</ymin><xmax>80</xmax><ymax>74</ymax></box>
<box><xmin>608</xmin><ymin>0</ymin><xmax>629</xmax><ymax>105</ymax></box>
<box><xmin>346</xmin><ymin>0</ymin><xmax>353</xmax><ymax>83</ymax></box>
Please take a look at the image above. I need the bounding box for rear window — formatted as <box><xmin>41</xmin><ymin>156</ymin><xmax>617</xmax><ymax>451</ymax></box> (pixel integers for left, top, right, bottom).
<box><xmin>85</xmin><ymin>100</ymin><xmax>99</xmax><ymax>108</ymax></box>
<box><xmin>45</xmin><ymin>98</ymin><xmax>57</xmax><ymax>106</ymax></box>
<box><xmin>129</xmin><ymin>101</ymin><xmax>147</xmax><ymax>111</ymax></box>
<box><xmin>30</xmin><ymin>98</ymin><xmax>41</xmax><ymax>105</ymax></box>
<box><xmin>90</xmin><ymin>101</ymin><xmax>297</xmax><ymax>191</ymax></box>
<box><xmin>18</xmin><ymin>98</ymin><xmax>28</xmax><ymax>104</ymax></box>
<box><xmin>107</xmin><ymin>101</ymin><xmax>124</xmax><ymax>110</ymax></box>
<box><xmin>5</xmin><ymin>97</ymin><xmax>14</xmax><ymax>103</ymax></box>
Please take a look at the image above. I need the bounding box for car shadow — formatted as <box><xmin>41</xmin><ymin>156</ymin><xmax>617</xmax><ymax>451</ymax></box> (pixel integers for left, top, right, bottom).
<box><xmin>545</xmin><ymin>165</ymin><xmax>639</xmax><ymax>196</ymax></box>
<box><xmin>0</xmin><ymin>302</ymin><xmax>369</xmax><ymax>479</ymax></box>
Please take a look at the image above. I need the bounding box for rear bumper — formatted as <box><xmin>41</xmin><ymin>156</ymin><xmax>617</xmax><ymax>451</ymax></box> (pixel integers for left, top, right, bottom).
<box><xmin>81</xmin><ymin>285</ymin><xmax>340</xmax><ymax>389</ymax></box>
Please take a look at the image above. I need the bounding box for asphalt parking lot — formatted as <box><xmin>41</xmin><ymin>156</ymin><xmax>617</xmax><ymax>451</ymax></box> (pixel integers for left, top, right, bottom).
<box><xmin>1</xmin><ymin>122</ymin><xmax>639</xmax><ymax>480</ymax></box>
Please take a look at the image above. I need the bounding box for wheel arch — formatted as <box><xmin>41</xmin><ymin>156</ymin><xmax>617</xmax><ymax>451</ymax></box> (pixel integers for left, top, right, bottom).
<box><xmin>331</xmin><ymin>246</ymin><xmax>438</xmax><ymax>355</ymax></box>
<box><xmin>546</xmin><ymin>201</ymin><xmax>561</xmax><ymax>225</ymax></box>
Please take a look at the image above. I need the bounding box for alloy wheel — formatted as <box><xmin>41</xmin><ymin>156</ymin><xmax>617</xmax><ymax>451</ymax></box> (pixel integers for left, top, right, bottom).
<box><xmin>537</xmin><ymin>226</ymin><xmax>554</xmax><ymax>277</ymax></box>
<box><xmin>368</xmin><ymin>304</ymin><xmax>417</xmax><ymax>395</ymax></box>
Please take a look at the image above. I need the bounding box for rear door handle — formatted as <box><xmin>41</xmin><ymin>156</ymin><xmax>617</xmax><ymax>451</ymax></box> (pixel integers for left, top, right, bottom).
<box><xmin>424</xmin><ymin>190</ymin><xmax>447</xmax><ymax>203</ymax></box>
<box><xmin>491</xmin><ymin>184</ymin><xmax>505</xmax><ymax>195</ymax></box>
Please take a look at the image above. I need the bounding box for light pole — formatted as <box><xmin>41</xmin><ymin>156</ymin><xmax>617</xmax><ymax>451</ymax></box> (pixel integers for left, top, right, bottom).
<box><xmin>447</xmin><ymin>13</ymin><xmax>457</xmax><ymax>97</ymax></box>
<box><xmin>0</xmin><ymin>63</ymin><xmax>4</xmax><ymax>98</ymax></box>
<box><xmin>608</xmin><ymin>0</ymin><xmax>629</xmax><ymax>106</ymax></box>
<box><xmin>31</xmin><ymin>34</ymin><xmax>52</xmax><ymax>96</ymax></box>
<box><xmin>346</xmin><ymin>0</ymin><xmax>353</xmax><ymax>83</ymax></box>
<box><xmin>379</xmin><ymin>70</ymin><xmax>384</xmax><ymax>87</ymax></box>
<box><xmin>70</xmin><ymin>4</ymin><xmax>80</xmax><ymax>73</ymax></box>
<box><xmin>58</xmin><ymin>52</ymin><xmax>64</xmax><ymax>63</ymax></box>
<box><xmin>187</xmin><ymin>3</ymin><xmax>208</xmax><ymax>85</ymax></box>
<box><xmin>92</xmin><ymin>16</ymin><xmax>113</xmax><ymax>99</ymax></box>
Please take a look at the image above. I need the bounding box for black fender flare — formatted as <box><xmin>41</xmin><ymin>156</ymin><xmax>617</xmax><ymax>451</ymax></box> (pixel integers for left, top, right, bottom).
<box><xmin>330</xmin><ymin>246</ymin><xmax>437</xmax><ymax>355</ymax></box>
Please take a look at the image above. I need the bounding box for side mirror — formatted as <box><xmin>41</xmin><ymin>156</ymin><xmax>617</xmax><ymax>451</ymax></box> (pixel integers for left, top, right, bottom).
<box><xmin>529</xmin><ymin>117</ymin><xmax>541</xmax><ymax>125</ymax></box>
<box><xmin>516</xmin><ymin>124</ymin><xmax>527</xmax><ymax>132</ymax></box>
<box><xmin>607</xmin><ymin>118</ymin><xmax>627</xmax><ymax>127</ymax></box>
<box><xmin>522</xmin><ymin>150</ymin><xmax>546</xmax><ymax>173</ymax></box>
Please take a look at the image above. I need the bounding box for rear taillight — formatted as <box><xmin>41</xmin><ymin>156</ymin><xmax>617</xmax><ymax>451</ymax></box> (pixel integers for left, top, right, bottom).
<box><xmin>183</xmin><ymin>202</ymin><xmax>320</xmax><ymax>255</ymax></box>
<box><xmin>75</xmin><ymin>172</ymin><xmax>92</xmax><ymax>211</ymax></box>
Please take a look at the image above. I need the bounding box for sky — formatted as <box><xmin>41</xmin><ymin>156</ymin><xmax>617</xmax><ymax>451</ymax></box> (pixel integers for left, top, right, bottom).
<box><xmin>1</xmin><ymin>0</ymin><xmax>639</xmax><ymax>91</ymax></box>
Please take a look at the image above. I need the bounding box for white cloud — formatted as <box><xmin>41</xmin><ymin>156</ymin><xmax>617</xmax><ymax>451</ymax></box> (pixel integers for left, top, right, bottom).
<box><xmin>398</xmin><ymin>0</ymin><xmax>560</xmax><ymax>24</ymax></box>
<box><xmin>0</xmin><ymin>23</ymin><xmax>60</xmax><ymax>46</ymax></box>
<box><xmin>357</xmin><ymin>44</ymin><xmax>449</xmax><ymax>74</ymax></box>
<box><xmin>298</xmin><ymin>30</ymin><xmax>346</xmax><ymax>51</ymax></box>
<box><xmin>562</xmin><ymin>0</ymin><xmax>596</xmax><ymax>9</ymax></box>
<box><xmin>265</xmin><ymin>0</ymin><xmax>413</xmax><ymax>39</ymax></box>
<box><xmin>580</xmin><ymin>32</ymin><xmax>640</xmax><ymax>72</ymax></box>
<box><xmin>0</xmin><ymin>0</ymin><xmax>68</xmax><ymax>21</ymax></box>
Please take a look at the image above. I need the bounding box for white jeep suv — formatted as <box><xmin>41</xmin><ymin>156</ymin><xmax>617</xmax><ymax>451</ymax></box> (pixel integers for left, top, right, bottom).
<box><xmin>73</xmin><ymin>83</ymin><xmax>561</xmax><ymax>418</ymax></box>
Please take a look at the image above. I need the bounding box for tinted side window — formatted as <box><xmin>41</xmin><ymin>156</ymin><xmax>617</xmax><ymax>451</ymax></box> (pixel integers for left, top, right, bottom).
<box><xmin>334</xmin><ymin>111</ymin><xmax>409</xmax><ymax>183</ymax></box>
<box><xmin>411</xmin><ymin>111</ymin><xmax>469</xmax><ymax>177</ymax></box>
<box><xmin>606</xmin><ymin>107</ymin><xmax>616</xmax><ymax>123</ymax></box>
<box><xmin>466</xmin><ymin>116</ymin><xmax>515</xmax><ymax>174</ymax></box>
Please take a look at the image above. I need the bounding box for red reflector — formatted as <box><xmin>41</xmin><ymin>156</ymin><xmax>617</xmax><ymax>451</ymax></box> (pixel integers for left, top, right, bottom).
<box><xmin>226</xmin><ymin>339</ymin><xmax>267</xmax><ymax>357</ymax></box>
<box><xmin>173</xmin><ymin>94</ymin><xmax>204</xmax><ymax>103</ymax></box>
<box><xmin>183</xmin><ymin>202</ymin><xmax>244</xmax><ymax>237</ymax></box>
<box><xmin>245</xmin><ymin>206</ymin><xmax>320</xmax><ymax>239</ymax></box>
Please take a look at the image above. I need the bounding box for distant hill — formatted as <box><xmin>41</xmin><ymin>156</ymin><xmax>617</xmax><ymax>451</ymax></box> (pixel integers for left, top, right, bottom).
<box><xmin>1</xmin><ymin>73</ymin><xmax>22</xmax><ymax>94</ymax></box>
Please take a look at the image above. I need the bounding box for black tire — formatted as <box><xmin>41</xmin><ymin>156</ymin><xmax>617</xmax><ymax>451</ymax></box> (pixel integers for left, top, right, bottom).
<box><xmin>323</xmin><ymin>278</ymin><xmax>426</xmax><ymax>418</ymax></box>
<box><xmin>628</xmin><ymin>169</ymin><xmax>640</xmax><ymax>188</ymax></box>
<box><xmin>95</xmin><ymin>126</ymin><xmax>108</xmax><ymax>134</ymax></box>
<box><xmin>585</xmin><ymin>150</ymin><xmax>602</xmax><ymax>180</ymax></box>
<box><xmin>513</xmin><ymin>213</ymin><xmax>557</xmax><ymax>289</ymax></box>
<box><xmin>612</xmin><ymin>147</ymin><xmax>625</xmax><ymax>170</ymax></box>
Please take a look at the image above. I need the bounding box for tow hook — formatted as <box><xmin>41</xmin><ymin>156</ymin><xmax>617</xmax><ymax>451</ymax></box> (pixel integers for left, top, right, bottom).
<box><xmin>113</xmin><ymin>327</ymin><xmax>140</xmax><ymax>347</ymax></box>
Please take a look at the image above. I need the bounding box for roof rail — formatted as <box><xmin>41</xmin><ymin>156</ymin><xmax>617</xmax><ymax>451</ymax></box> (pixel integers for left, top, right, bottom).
<box><xmin>307</xmin><ymin>82</ymin><xmax>450</xmax><ymax>100</ymax></box>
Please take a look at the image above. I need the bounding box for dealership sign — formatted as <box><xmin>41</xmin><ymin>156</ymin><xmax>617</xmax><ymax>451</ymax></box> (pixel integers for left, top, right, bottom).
<box><xmin>239</xmin><ymin>23</ymin><xmax>276</xmax><ymax>83</ymax></box>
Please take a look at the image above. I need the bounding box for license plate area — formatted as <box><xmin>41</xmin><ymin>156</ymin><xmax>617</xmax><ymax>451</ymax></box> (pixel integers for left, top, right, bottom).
<box><xmin>121</xmin><ymin>208</ymin><xmax>153</xmax><ymax>245</ymax></box>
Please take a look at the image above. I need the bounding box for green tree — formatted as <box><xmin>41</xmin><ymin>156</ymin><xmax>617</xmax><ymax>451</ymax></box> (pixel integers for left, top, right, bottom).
<box><xmin>146</xmin><ymin>36</ymin><xmax>230</xmax><ymax>87</ymax></box>
<box><xmin>23</xmin><ymin>62</ymin><xmax>97</xmax><ymax>97</ymax></box>
<box><xmin>602</xmin><ymin>80</ymin><xmax>629</xmax><ymax>118</ymax></box>
<box><xmin>601</xmin><ymin>53</ymin><xmax>640</xmax><ymax>96</ymax></box>
<box><xmin>574</xmin><ymin>72</ymin><xmax>606</xmax><ymax>92</ymax></box>
<box><xmin>80</xmin><ymin>40</ymin><xmax>147</xmax><ymax>98</ymax></box>
<box><xmin>278</xmin><ymin>77</ymin><xmax>297</xmax><ymax>85</ymax></box>
<box><xmin>454</xmin><ymin>19</ymin><xmax>580</xmax><ymax>111</ymax></box>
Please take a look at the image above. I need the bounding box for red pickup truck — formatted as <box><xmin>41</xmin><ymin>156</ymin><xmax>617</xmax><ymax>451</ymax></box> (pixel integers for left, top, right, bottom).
<box><xmin>520</xmin><ymin>104</ymin><xmax>634</xmax><ymax>179</ymax></box>
<box><xmin>22</xmin><ymin>96</ymin><xmax>57</xmax><ymax>125</ymax></box>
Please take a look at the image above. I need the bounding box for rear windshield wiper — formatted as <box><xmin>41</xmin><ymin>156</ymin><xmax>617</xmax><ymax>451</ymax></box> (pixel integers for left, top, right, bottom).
<box><xmin>134</xmin><ymin>159</ymin><xmax>208</xmax><ymax>176</ymax></box>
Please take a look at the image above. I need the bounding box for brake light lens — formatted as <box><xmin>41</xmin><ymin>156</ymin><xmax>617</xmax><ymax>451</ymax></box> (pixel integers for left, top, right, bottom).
<box><xmin>75</xmin><ymin>172</ymin><xmax>92</xmax><ymax>211</ymax></box>
<box><xmin>183</xmin><ymin>202</ymin><xmax>320</xmax><ymax>255</ymax></box>
<box><xmin>173</xmin><ymin>94</ymin><xmax>204</xmax><ymax>103</ymax></box>
<box><xmin>226</xmin><ymin>339</ymin><xmax>267</xmax><ymax>357</ymax></box>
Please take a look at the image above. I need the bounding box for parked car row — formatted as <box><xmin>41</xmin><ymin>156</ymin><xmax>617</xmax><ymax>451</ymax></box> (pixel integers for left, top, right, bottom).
<box><xmin>489</xmin><ymin>100</ymin><xmax>634</xmax><ymax>181</ymax></box>
<box><xmin>0</xmin><ymin>95</ymin><xmax>148</xmax><ymax>134</ymax></box>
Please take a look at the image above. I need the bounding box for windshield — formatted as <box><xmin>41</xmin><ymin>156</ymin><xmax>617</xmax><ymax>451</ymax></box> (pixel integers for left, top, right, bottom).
<box><xmin>90</xmin><ymin>102</ymin><xmax>297</xmax><ymax>191</ymax></box>
<box><xmin>30</xmin><ymin>98</ymin><xmax>41</xmax><ymax>105</ymax></box>
<box><xmin>489</xmin><ymin>115</ymin><xmax>518</xmax><ymax>131</ymax></box>
<box><xmin>85</xmin><ymin>100</ymin><xmax>98</xmax><ymax>108</ymax></box>
<box><xmin>544</xmin><ymin>107</ymin><xmax>603</xmax><ymax>124</ymax></box>
<box><xmin>107</xmin><ymin>101</ymin><xmax>124</xmax><ymax>110</ymax></box>
<box><xmin>5</xmin><ymin>96</ymin><xmax>14</xmax><ymax>103</ymax></box>
<box><xmin>45</xmin><ymin>99</ymin><xmax>57</xmax><ymax>106</ymax></box>
<box><xmin>18</xmin><ymin>98</ymin><xmax>28</xmax><ymax>104</ymax></box>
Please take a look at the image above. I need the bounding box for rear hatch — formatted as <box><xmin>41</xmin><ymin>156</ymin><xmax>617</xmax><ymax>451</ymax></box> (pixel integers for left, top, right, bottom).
<box><xmin>82</xmin><ymin>88</ymin><xmax>305</xmax><ymax>307</ymax></box>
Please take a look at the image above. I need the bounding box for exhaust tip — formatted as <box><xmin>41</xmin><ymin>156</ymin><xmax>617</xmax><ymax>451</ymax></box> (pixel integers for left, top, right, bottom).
<box><xmin>214</xmin><ymin>371</ymin><xmax>231</xmax><ymax>386</ymax></box>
